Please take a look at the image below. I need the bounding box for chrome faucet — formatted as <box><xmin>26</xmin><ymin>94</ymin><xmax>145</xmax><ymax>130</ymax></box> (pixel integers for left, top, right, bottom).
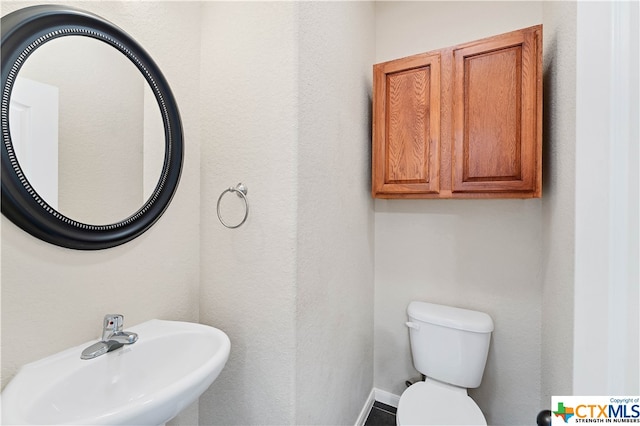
<box><xmin>81</xmin><ymin>314</ymin><xmax>138</xmax><ymax>360</ymax></box>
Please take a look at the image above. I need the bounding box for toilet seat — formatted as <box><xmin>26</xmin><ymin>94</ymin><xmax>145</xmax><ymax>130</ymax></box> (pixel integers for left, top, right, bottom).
<box><xmin>396</xmin><ymin>380</ymin><xmax>487</xmax><ymax>425</ymax></box>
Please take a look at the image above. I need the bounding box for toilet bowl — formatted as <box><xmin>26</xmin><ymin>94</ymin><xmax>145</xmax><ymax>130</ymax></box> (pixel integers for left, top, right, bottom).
<box><xmin>396</xmin><ymin>301</ymin><xmax>493</xmax><ymax>426</ymax></box>
<box><xmin>397</xmin><ymin>379</ymin><xmax>486</xmax><ymax>425</ymax></box>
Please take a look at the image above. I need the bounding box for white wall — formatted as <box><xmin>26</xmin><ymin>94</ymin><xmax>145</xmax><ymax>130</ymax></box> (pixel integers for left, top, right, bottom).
<box><xmin>295</xmin><ymin>2</ymin><xmax>375</xmax><ymax>424</ymax></box>
<box><xmin>198</xmin><ymin>2</ymin><xmax>376</xmax><ymax>424</ymax></box>
<box><xmin>540</xmin><ymin>0</ymin><xmax>576</xmax><ymax>403</ymax></box>
<box><xmin>1</xmin><ymin>1</ymin><xmax>203</xmax><ymax>423</ymax></box>
<box><xmin>198</xmin><ymin>3</ymin><xmax>299</xmax><ymax>424</ymax></box>
<box><xmin>374</xmin><ymin>3</ymin><xmax>544</xmax><ymax>425</ymax></box>
<box><xmin>574</xmin><ymin>0</ymin><xmax>640</xmax><ymax>395</ymax></box>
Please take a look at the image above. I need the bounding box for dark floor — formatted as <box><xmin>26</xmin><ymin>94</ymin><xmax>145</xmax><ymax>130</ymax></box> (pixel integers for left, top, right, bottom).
<box><xmin>365</xmin><ymin>401</ymin><xmax>397</xmax><ymax>426</ymax></box>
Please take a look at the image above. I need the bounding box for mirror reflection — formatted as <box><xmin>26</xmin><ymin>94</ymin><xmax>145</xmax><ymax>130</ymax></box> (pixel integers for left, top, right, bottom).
<box><xmin>9</xmin><ymin>35</ymin><xmax>164</xmax><ymax>225</ymax></box>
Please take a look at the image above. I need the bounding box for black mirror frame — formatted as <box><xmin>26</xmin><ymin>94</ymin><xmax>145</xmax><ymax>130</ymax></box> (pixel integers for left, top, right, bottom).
<box><xmin>1</xmin><ymin>5</ymin><xmax>183</xmax><ymax>250</ymax></box>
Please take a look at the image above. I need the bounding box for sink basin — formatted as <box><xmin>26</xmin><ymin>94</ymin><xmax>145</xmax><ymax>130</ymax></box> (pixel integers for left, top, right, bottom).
<box><xmin>2</xmin><ymin>319</ymin><xmax>230</xmax><ymax>425</ymax></box>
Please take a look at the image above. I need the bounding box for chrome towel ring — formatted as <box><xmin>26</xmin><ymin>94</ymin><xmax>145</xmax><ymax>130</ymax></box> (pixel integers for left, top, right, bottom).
<box><xmin>217</xmin><ymin>183</ymin><xmax>249</xmax><ymax>229</ymax></box>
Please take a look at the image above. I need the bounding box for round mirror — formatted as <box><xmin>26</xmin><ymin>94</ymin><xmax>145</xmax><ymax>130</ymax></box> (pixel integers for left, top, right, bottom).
<box><xmin>11</xmin><ymin>36</ymin><xmax>165</xmax><ymax>225</ymax></box>
<box><xmin>1</xmin><ymin>5</ymin><xmax>183</xmax><ymax>249</ymax></box>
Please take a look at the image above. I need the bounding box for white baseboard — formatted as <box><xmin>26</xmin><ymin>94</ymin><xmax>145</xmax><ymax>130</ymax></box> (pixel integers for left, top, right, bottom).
<box><xmin>354</xmin><ymin>388</ymin><xmax>375</xmax><ymax>426</ymax></box>
<box><xmin>354</xmin><ymin>387</ymin><xmax>402</xmax><ymax>426</ymax></box>
<box><xmin>374</xmin><ymin>388</ymin><xmax>401</xmax><ymax>408</ymax></box>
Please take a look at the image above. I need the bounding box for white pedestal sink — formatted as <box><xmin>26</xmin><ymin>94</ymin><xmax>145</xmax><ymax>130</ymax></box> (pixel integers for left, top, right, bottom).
<box><xmin>2</xmin><ymin>319</ymin><xmax>230</xmax><ymax>425</ymax></box>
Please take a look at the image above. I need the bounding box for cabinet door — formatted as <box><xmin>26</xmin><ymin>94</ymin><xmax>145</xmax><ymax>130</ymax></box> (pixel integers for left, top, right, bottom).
<box><xmin>372</xmin><ymin>52</ymin><xmax>441</xmax><ymax>197</ymax></box>
<box><xmin>452</xmin><ymin>25</ymin><xmax>542</xmax><ymax>196</ymax></box>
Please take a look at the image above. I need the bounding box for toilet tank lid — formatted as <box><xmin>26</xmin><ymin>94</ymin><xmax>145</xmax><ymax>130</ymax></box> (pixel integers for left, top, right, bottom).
<box><xmin>407</xmin><ymin>301</ymin><xmax>494</xmax><ymax>333</ymax></box>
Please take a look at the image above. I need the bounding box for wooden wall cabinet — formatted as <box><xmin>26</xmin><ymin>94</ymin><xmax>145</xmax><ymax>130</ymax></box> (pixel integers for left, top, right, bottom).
<box><xmin>372</xmin><ymin>25</ymin><xmax>542</xmax><ymax>199</ymax></box>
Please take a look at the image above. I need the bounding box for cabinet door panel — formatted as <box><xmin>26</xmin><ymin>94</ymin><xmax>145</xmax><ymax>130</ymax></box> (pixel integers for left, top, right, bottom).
<box><xmin>387</xmin><ymin>67</ymin><xmax>430</xmax><ymax>183</ymax></box>
<box><xmin>452</xmin><ymin>26</ymin><xmax>541</xmax><ymax>195</ymax></box>
<box><xmin>373</xmin><ymin>53</ymin><xmax>440</xmax><ymax>196</ymax></box>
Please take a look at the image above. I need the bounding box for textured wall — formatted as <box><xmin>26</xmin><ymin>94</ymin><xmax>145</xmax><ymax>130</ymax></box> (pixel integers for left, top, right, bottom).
<box><xmin>198</xmin><ymin>3</ymin><xmax>298</xmax><ymax>424</ymax></box>
<box><xmin>373</xmin><ymin>3</ymin><xmax>544</xmax><ymax>425</ymax></box>
<box><xmin>198</xmin><ymin>3</ymin><xmax>376</xmax><ymax>424</ymax></box>
<box><xmin>540</xmin><ymin>0</ymin><xmax>576</xmax><ymax>403</ymax></box>
<box><xmin>0</xmin><ymin>3</ymin><xmax>203</xmax><ymax>423</ymax></box>
<box><xmin>295</xmin><ymin>2</ymin><xmax>375</xmax><ymax>424</ymax></box>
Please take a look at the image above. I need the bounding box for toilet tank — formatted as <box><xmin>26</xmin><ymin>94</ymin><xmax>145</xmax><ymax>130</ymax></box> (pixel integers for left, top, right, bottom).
<box><xmin>407</xmin><ymin>301</ymin><xmax>493</xmax><ymax>389</ymax></box>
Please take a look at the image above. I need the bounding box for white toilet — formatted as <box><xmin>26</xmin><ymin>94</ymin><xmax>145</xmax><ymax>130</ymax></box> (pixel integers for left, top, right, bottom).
<box><xmin>396</xmin><ymin>301</ymin><xmax>494</xmax><ymax>425</ymax></box>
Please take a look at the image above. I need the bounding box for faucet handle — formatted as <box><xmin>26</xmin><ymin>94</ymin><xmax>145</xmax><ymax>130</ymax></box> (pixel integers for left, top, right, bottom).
<box><xmin>102</xmin><ymin>314</ymin><xmax>124</xmax><ymax>340</ymax></box>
